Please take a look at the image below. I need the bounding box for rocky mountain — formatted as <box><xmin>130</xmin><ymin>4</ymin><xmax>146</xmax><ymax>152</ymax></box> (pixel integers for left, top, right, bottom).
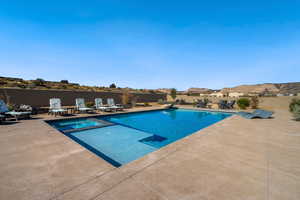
<box><xmin>185</xmin><ymin>83</ymin><xmax>300</xmax><ymax>95</ymax></box>
<box><xmin>276</xmin><ymin>82</ymin><xmax>300</xmax><ymax>94</ymax></box>
<box><xmin>221</xmin><ymin>82</ymin><xmax>300</xmax><ymax>95</ymax></box>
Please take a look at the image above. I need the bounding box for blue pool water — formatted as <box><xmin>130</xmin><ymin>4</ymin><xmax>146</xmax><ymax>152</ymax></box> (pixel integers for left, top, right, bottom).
<box><xmin>67</xmin><ymin>125</ymin><xmax>156</xmax><ymax>167</ymax></box>
<box><xmin>50</xmin><ymin>118</ymin><xmax>105</xmax><ymax>132</ymax></box>
<box><xmin>101</xmin><ymin>109</ymin><xmax>230</xmax><ymax>148</ymax></box>
<box><xmin>49</xmin><ymin>109</ymin><xmax>231</xmax><ymax>167</ymax></box>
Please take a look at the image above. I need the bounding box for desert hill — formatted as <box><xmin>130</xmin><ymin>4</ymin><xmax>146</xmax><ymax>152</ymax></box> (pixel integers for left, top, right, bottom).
<box><xmin>221</xmin><ymin>83</ymin><xmax>300</xmax><ymax>95</ymax></box>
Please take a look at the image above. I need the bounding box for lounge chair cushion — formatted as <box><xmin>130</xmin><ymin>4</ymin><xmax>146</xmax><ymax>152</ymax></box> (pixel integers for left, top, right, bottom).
<box><xmin>78</xmin><ymin>107</ymin><xmax>93</xmax><ymax>111</ymax></box>
<box><xmin>0</xmin><ymin>100</ymin><xmax>32</xmax><ymax>119</ymax></box>
<box><xmin>49</xmin><ymin>98</ymin><xmax>68</xmax><ymax>116</ymax></box>
<box><xmin>106</xmin><ymin>98</ymin><xmax>123</xmax><ymax>111</ymax></box>
<box><xmin>116</xmin><ymin>104</ymin><xmax>124</xmax><ymax>108</ymax></box>
<box><xmin>95</xmin><ymin>98</ymin><xmax>113</xmax><ymax>111</ymax></box>
<box><xmin>75</xmin><ymin>98</ymin><xmax>94</xmax><ymax>111</ymax></box>
<box><xmin>107</xmin><ymin>98</ymin><xmax>122</xmax><ymax>108</ymax></box>
<box><xmin>50</xmin><ymin>98</ymin><xmax>63</xmax><ymax>110</ymax></box>
<box><xmin>95</xmin><ymin>98</ymin><xmax>104</xmax><ymax>108</ymax></box>
<box><xmin>76</xmin><ymin>98</ymin><xmax>86</xmax><ymax>108</ymax></box>
<box><xmin>50</xmin><ymin>109</ymin><xmax>67</xmax><ymax>113</ymax></box>
<box><xmin>5</xmin><ymin>111</ymin><xmax>31</xmax><ymax>120</ymax></box>
<box><xmin>98</xmin><ymin>106</ymin><xmax>111</xmax><ymax>110</ymax></box>
<box><xmin>6</xmin><ymin>111</ymin><xmax>31</xmax><ymax>116</ymax></box>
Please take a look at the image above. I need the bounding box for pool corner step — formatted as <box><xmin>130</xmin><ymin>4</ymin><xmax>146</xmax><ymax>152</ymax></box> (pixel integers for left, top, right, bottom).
<box><xmin>63</xmin><ymin>118</ymin><xmax>116</xmax><ymax>134</ymax></box>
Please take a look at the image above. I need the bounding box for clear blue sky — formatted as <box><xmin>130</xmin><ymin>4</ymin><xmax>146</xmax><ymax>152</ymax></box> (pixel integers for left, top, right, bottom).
<box><xmin>0</xmin><ymin>0</ymin><xmax>300</xmax><ymax>90</ymax></box>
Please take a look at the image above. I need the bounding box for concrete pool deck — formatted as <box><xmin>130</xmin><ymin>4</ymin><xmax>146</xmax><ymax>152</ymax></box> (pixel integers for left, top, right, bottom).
<box><xmin>0</xmin><ymin>106</ymin><xmax>299</xmax><ymax>200</ymax></box>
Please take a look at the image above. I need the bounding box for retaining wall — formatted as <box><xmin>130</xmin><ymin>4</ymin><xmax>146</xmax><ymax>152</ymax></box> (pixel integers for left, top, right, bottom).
<box><xmin>0</xmin><ymin>88</ymin><xmax>166</xmax><ymax>107</ymax></box>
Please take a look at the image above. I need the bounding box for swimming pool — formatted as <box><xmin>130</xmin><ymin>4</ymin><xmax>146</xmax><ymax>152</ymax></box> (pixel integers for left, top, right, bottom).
<box><xmin>48</xmin><ymin>109</ymin><xmax>232</xmax><ymax>167</ymax></box>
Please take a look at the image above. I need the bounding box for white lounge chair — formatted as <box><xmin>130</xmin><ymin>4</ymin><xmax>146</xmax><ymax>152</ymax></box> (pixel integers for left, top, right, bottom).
<box><xmin>95</xmin><ymin>98</ymin><xmax>113</xmax><ymax>112</ymax></box>
<box><xmin>49</xmin><ymin>98</ymin><xmax>68</xmax><ymax>116</ymax></box>
<box><xmin>107</xmin><ymin>98</ymin><xmax>123</xmax><ymax>111</ymax></box>
<box><xmin>0</xmin><ymin>100</ymin><xmax>31</xmax><ymax>120</ymax></box>
<box><xmin>75</xmin><ymin>98</ymin><xmax>94</xmax><ymax>113</ymax></box>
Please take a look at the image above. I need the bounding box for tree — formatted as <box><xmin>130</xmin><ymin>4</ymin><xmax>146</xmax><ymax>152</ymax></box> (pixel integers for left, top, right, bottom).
<box><xmin>109</xmin><ymin>83</ymin><xmax>116</xmax><ymax>88</ymax></box>
<box><xmin>33</xmin><ymin>78</ymin><xmax>45</xmax><ymax>86</ymax></box>
<box><xmin>61</xmin><ymin>80</ymin><xmax>69</xmax><ymax>84</ymax></box>
<box><xmin>170</xmin><ymin>88</ymin><xmax>177</xmax><ymax>100</ymax></box>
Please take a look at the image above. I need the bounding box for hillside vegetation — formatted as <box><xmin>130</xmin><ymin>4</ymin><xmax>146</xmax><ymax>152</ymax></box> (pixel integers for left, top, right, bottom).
<box><xmin>0</xmin><ymin>77</ymin><xmax>161</xmax><ymax>94</ymax></box>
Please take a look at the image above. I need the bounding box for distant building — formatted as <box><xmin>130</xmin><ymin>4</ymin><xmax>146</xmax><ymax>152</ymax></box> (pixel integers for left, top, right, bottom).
<box><xmin>209</xmin><ymin>92</ymin><xmax>224</xmax><ymax>98</ymax></box>
<box><xmin>228</xmin><ymin>92</ymin><xmax>244</xmax><ymax>98</ymax></box>
<box><xmin>199</xmin><ymin>93</ymin><xmax>208</xmax><ymax>97</ymax></box>
<box><xmin>176</xmin><ymin>91</ymin><xmax>186</xmax><ymax>95</ymax></box>
<box><xmin>247</xmin><ymin>93</ymin><xmax>260</xmax><ymax>97</ymax></box>
<box><xmin>188</xmin><ymin>88</ymin><xmax>211</xmax><ymax>93</ymax></box>
<box><xmin>277</xmin><ymin>93</ymin><xmax>295</xmax><ymax>96</ymax></box>
<box><xmin>186</xmin><ymin>88</ymin><xmax>212</xmax><ymax>96</ymax></box>
<box><xmin>262</xmin><ymin>93</ymin><xmax>277</xmax><ymax>97</ymax></box>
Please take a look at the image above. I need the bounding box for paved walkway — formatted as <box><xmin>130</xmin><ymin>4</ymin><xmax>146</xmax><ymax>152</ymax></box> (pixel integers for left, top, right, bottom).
<box><xmin>0</xmin><ymin>106</ymin><xmax>299</xmax><ymax>200</ymax></box>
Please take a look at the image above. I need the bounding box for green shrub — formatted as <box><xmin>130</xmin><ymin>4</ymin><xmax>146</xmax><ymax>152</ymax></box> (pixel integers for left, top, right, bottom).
<box><xmin>292</xmin><ymin>105</ymin><xmax>300</xmax><ymax>121</ymax></box>
<box><xmin>170</xmin><ymin>88</ymin><xmax>177</xmax><ymax>100</ymax></box>
<box><xmin>6</xmin><ymin>103</ymin><xmax>15</xmax><ymax>111</ymax></box>
<box><xmin>237</xmin><ymin>98</ymin><xmax>250</xmax><ymax>109</ymax></box>
<box><xmin>86</xmin><ymin>102</ymin><xmax>94</xmax><ymax>108</ymax></box>
<box><xmin>109</xmin><ymin>83</ymin><xmax>116</xmax><ymax>88</ymax></box>
<box><xmin>158</xmin><ymin>99</ymin><xmax>164</xmax><ymax>105</ymax></box>
<box><xmin>289</xmin><ymin>98</ymin><xmax>300</xmax><ymax>111</ymax></box>
<box><xmin>289</xmin><ymin>98</ymin><xmax>300</xmax><ymax>121</ymax></box>
<box><xmin>60</xmin><ymin>80</ymin><xmax>69</xmax><ymax>84</ymax></box>
<box><xmin>33</xmin><ymin>78</ymin><xmax>45</xmax><ymax>86</ymax></box>
<box><xmin>17</xmin><ymin>83</ymin><xmax>27</xmax><ymax>88</ymax></box>
<box><xmin>203</xmin><ymin>98</ymin><xmax>209</xmax><ymax>104</ymax></box>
